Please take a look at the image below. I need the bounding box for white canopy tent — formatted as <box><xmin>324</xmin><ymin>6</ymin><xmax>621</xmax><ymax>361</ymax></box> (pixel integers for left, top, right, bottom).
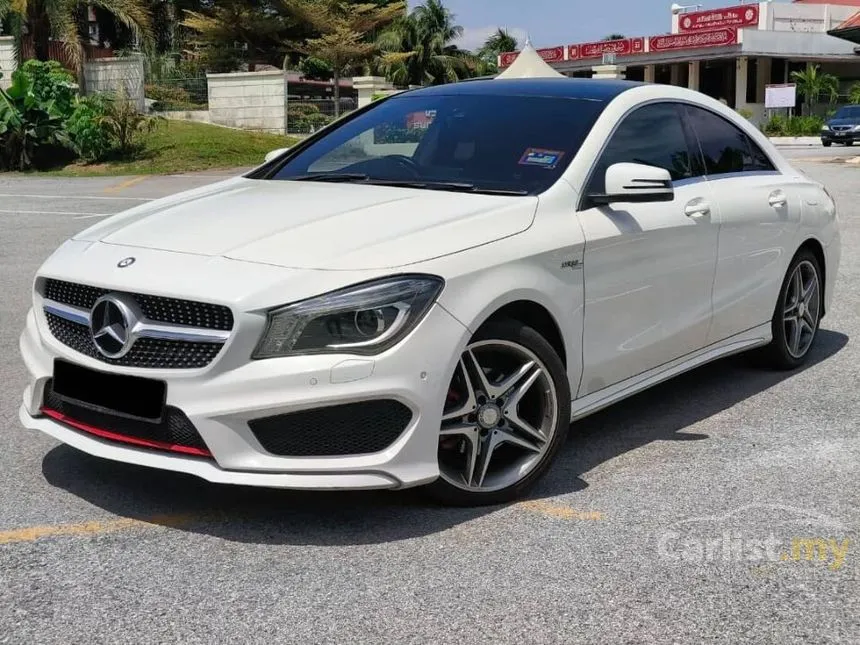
<box><xmin>495</xmin><ymin>40</ymin><xmax>566</xmax><ymax>80</ymax></box>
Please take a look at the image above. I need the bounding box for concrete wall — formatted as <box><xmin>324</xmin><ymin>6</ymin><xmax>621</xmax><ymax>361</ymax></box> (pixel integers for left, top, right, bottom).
<box><xmin>207</xmin><ymin>71</ymin><xmax>285</xmax><ymax>134</ymax></box>
<box><xmin>83</xmin><ymin>56</ymin><xmax>145</xmax><ymax>112</ymax></box>
<box><xmin>0</xmin><ymin>36</ymin><xmax>16</xmax><ymax>90</ymax></box>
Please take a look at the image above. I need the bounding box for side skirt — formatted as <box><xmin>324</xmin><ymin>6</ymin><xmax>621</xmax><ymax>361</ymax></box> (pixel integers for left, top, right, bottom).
<box><xmin>570</xmin><ymin>322</ymin><xmax>771</xmax><ymax>422</ymax></box>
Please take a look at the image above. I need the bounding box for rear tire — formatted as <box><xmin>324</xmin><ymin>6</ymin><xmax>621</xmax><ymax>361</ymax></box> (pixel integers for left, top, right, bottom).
<box><xmin>758</xmin><ymin>249</ymin><xmax>823</xmax><ymax>370</ymax></box>
<box><xmin>424</xmin><ymin>319</ymin><xmax>571</xmax><ymax>506</ymax></box>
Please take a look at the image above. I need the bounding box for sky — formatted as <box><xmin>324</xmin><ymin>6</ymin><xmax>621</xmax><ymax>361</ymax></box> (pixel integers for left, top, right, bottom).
<box><xmin>409</xmin><ymin>0</ymin><xmax>795</xmax><ymax>51</ymax></box>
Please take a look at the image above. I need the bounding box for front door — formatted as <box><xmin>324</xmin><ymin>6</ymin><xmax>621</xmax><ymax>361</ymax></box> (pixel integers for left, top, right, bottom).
<box><xmin>577</xmin><ymin>102</ymin><xmax>720</xmax><ymax>397</ymax></box>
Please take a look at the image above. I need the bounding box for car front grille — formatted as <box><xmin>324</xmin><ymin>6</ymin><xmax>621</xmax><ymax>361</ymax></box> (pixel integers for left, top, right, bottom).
<box><xmin>41</xmin><ymin>279</ymin><xmax>233</xmax><ymax>369</ymax></box>
<box><xmin>249</xmin><ymin>400</ymin><xmax>413</xmax><ymax>457</ymax></box>
<box><xmin>43</xmin><ymin>279</ymin><xmax>234</xmax><ymax>330</ymax></box>
<box><xmin>832</xmin><ymin>125</ymin><xmax>852</xmax><ymax>132</ymax></box>
<box><xmin>42</xmin><ymin>380</ymin><xmax>211</xmax><ymax>457</ymax></box>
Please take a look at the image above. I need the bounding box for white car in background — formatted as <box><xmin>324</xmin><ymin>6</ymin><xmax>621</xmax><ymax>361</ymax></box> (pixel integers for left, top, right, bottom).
<box><xmin>19</xmin><ymin>78</ymin><xmax>840</xmax><ymax>506</ymax></box>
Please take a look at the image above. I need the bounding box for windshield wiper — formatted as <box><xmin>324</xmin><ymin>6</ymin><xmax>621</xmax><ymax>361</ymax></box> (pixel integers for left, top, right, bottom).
<box><xmin>285</xmin><ymin>174</ymin><xmax>529</xmax><ymax>195</ymax></box>
<box><xmin>365</xmin><ymin>179</ymin><xmax>530</xmax><ymax>196</ymax></box>
<box><xmin>288</xmin><ymin>173</ymin><xmax>369</xmax><ymax>183</ymax></box>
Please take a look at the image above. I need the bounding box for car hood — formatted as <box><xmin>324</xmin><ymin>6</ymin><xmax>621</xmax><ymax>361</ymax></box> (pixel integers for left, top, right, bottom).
<box><xmin>827</xmin><ymin>118</ymin><xmax>860</xmax><ymax>127</ymax></box>
<box><xmin>74</xmin><ymin>178</ymin><xmax>538</xmax><ymax>271</ymax></box>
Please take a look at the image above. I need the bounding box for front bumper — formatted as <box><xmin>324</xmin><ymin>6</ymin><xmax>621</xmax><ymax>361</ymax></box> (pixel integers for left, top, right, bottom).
<box><xmin>19</xmin><ymin>301</ymin><xmax>469</xmax><ymax>491</ymax></box>
<box><xmin>821</xmin><ymin>132</ymin><xmax>857</xmax><ymax>144</ymax></box>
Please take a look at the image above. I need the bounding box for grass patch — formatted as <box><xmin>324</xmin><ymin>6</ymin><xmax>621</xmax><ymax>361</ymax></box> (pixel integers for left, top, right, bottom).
<box><xmin>49</xmin><ymin>120</ymin><xmax>298</xmax><ymax>177</ymax></box>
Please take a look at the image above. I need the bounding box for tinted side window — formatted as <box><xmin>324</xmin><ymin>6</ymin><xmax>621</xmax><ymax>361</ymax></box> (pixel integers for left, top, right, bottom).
<box><xmin>588</xmin><ymin>103</ymin><xmax>695</xmax><ymax>195</ymax></box>
<box><xmin>685</xmin><ymin>106</ymin><xmax>775</xmax><ymax>175</ymax></box>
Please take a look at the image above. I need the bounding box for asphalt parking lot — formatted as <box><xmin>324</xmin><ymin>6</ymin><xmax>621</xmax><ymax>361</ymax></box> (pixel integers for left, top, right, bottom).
<box><xmin>0</xmin><ymin>156</ymin><xmax>858</xmax><ymax>644</ymax></box>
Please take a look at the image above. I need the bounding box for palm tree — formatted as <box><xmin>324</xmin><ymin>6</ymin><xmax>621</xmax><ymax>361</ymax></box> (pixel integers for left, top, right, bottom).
<box><xmin>849</xmin><ymin>82</ymin><xmax>860</xmax><ymax>105</ymax></box>
<box><xmin>0</xmin><ymin>0</ymin><xmax>151</xmax><ymax>68</ymax></box>
<box><xmin>377</xmin><ymin>0</ymin><xmax>473</xmax><ymax>86</ymax></box>
<box><xmin>604</xmin><ymin>33</ymin><xmax>625</xmax><ymax>41</ymax></box>
<box><xmin>285</xmin><ymin>0</ymin><xmax>405</xmax><ymax>116</ymax></box>
<box><xmin>791</xmin><ymin>65</ymin><xmax>840</xmax><ymax>115</ymax></box>
<box><xmin>477</xmin><ymin>27</ymin><xmax>518</xmax><ymax>64</ymax></box>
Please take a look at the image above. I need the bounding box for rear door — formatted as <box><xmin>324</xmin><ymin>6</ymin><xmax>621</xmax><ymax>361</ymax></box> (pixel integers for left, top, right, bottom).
<box><xmin>682</xmin><ymin>105</ymin><xmax>801</xmax><ymax>344</ymax></box>
<box><xmin>576</xmin><ymin>102</ymin><xmax>721</xmax><ymax>397</ymax></box>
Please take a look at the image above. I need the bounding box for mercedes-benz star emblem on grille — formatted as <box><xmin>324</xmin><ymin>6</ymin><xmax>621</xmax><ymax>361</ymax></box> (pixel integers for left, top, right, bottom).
<box><xmin>90</xmin><ymin>294</ymin><xmax>137</xmax><ymax>358</ymax></box>
<box><xmin>117</xmin><ymin>257</ymin><xmax>136</xmax><ymax>268</ymax></box>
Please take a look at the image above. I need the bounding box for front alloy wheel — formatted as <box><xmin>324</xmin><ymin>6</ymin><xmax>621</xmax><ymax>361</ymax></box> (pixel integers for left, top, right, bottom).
<box><xmin>426</xmin><ymin>319</ymin><xmax>570</xmax><ymax>506</ymax></box>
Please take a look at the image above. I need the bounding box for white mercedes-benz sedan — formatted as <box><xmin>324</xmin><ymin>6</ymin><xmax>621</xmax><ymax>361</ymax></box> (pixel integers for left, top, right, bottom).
<box><xmin>19</xmin><ymin>78</ymin><xmax>840</xmax><ymax>505</ymax></box>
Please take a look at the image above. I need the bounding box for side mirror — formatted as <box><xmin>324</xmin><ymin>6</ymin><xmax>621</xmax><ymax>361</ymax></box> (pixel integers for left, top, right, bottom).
<box><xmin>589</xmin><ymin>162</ymin><xmax>674</xmax><ymax>205</ymax></box>
<box><xmin>264</xmin><ymin>147</ymin><xmax>290</xmax><ymax>163</ymax></box>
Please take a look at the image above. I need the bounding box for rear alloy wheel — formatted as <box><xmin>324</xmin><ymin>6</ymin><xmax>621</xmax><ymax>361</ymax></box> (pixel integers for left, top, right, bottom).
<box><xmin>760</xmin><ymin>250</ymin><xmax>823</xmax><ymax>370</ymax></box>
<box><xmin>426</xmin><ymin>319</ymin><xmax>570</xmax><ymax>506</ymax></box>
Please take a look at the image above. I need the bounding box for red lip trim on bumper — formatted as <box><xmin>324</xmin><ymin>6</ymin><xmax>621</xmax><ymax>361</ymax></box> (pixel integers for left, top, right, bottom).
<box><xmin>40</xmin><ymin>407</ymin><xmax>213</xmax><ymax>458</ymax></box>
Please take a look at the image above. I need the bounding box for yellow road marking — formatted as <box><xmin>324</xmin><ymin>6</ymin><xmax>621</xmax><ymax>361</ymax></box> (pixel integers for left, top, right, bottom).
<box><xmin>517</xmin><ymin>500</ymin><xmax>605</xmax><ymax>521</ymax></box>
<box><xmin>104</xmin><ymin>176</ymin><xmax>147</xmax><ymax>194</ymax></box>
<box><xmin>0</xmin><ymin>514</ymin><xmax>195</xmax><ymax>545</ymax></box>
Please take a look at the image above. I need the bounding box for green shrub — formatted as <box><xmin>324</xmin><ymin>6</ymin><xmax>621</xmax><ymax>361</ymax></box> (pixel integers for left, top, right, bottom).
<box><xmin>0</xmin><ymin>72</ymin><xmax>71</xmax><ymax>171</ymax></box>
<box><xmin>96</xmin><ymin>87</ymin><xmax>162</xmax><ymax>155</ymax></box>
<box><xmin>18</xmin><ymin>60</ymin><xmax>77</xmax><ymax>118</ymax></box>
<box><xmin>762</xmin><ymin>114</ymin><xmax>824</xmax><ymax>137</ymax></box>
<box><xmin>67</xmin><ymin>95</ymin><xmax>115</xmax><ymax>163</ymax></box>
<box><xmin>287</xmin><ymin>103</ymin><xmax>333</xmax><ymax>133</ymax></box>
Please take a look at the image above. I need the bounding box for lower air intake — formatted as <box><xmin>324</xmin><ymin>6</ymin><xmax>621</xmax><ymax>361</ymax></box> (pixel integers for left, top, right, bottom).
<box><xmin>249</xmin><ymin>400</ymin><xmax>413</xmax><ymax>457</ymax></box>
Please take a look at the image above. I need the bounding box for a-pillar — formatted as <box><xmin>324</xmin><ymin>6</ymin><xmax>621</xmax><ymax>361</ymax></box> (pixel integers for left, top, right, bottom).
<box><xmin>0</xmin><ymin>36</ymin><xmax>16</xmax><ymax>89</ymax></box>
<box><xmin>735</xmin><ymin>56</ymin><xmax>749</xmax><ymax>110</ymax></box>
<box><xmin>688</xmin><ymin>61</ymin><xmax>701</xmax><ymax>91</ymax></box>
<box><xmin>352</xmin><ymin>76</ymin><xmax>394</xmax><ymax>109</ymax></box>
<box><xmin>644</xmin><ymin>65</ymin><xmax>656</xmax><ymax>83</ymax></box>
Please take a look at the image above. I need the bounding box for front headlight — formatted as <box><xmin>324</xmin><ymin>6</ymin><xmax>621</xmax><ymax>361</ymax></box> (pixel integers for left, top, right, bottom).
<box><xmin>253</xmin><ymin>275</ymin><xmax>444</xmax><ymax>359</ymax></box>
<box><xmin>853</xmin><ymin>125</ymin><xmax>860</xmax><ymax>132</ymax></box>
<box><xmin>822</xmin><ymin>125</ymin><xmax>830</xmax><ymax>131</ymax></box>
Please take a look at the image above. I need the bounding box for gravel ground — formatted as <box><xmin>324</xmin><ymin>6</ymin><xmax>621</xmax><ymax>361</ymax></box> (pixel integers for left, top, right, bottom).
<box><xmin>0</xmin><ymin>161</ymin><xmax>857</xmax><ymax>644</ymax></box>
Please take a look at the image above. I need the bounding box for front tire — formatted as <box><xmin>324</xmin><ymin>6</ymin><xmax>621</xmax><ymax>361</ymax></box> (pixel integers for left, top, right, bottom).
<box><xmin>823</xmin><ymin>141</ymin><xmax>832</xmax><ymax>147</ymax></box>
<box><xmin>759</xmin><ymin>249</ymin><xmax>823</xmax><ymax>370</ymax></box>
<box><xmin>425</xmin><ymin>319</ymin><xmax>571</xmax><ymax>506</ymax></box>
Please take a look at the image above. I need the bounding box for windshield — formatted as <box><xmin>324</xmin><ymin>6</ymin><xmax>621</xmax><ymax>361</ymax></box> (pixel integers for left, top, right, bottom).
<box><xmin>266</xmin><ymin>93</ymin><xmax>606</xmax><ymax>195</ymax></box>
<box><xmin>834</xmin><ymin>106</ymin><xmax>860</xmax><ymax>120</ymax></box>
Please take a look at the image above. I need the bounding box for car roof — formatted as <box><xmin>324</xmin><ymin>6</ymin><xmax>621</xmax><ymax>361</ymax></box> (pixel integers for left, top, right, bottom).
<box><xmin>393</xmin><ymin>78</ymin><xmax>645</xmax><ymax>102</ymax></box>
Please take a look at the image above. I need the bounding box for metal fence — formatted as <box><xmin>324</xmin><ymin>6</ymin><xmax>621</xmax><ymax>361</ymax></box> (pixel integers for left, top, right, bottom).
<box><xmin>144</xmin><ymin>75</ymin><xmax>209</xmax><ymax>113</ymax></box>
<box><xmin>286</xmin><ymin>97</ymin><xmax>356</xmax><ymax>135</ymax></box>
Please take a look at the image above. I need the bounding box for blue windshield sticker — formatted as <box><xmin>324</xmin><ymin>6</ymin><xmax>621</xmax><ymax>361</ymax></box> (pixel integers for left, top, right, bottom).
<box><xmin>519</xmin><ymin>148</ymin><xmax>565</xmax><ymax>170</ymax></box>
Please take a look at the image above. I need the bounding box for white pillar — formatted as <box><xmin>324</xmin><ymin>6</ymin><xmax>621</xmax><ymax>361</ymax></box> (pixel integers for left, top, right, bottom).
<box><xmin>352</xmin><ymin>76</ymin><xmax>394</xmax><ymax>109</ymax></box>
<box><xmin>0</xmin><ymin>37</ymin><xmax>16</xmax><ymax>89</ymax></box>
<box><xmin>688</xmin><ymin>61</ymin><xmax>700</xmax><ymax>91</ymax></box>
<box><xmin>756</xmin><ymin>57</ymin><xmax>772</xmax><ymax>104</ymax></box>
<box><xmin>735</xmin><ymin>56</ymin><xmax>749</xmax><ymax>110</ymax></box>
<box><xmin>591</xmin><ymin>65</ymin><xmax>626</xmax><ymax>80</ymax></box>
<box><xmin>644</xmin><ymin>65</ymin><xmax>656</xmax><ymax>83</ymax></box>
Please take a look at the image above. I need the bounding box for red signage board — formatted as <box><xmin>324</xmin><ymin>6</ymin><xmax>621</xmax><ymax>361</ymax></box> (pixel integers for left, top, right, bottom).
<box><xmin>569</xmin><ymin>37</ymin><xmax>645</xmax><ymax>61</ymax></box>
<box><xmin>649</xmin><ymin>27</ymin><xmax>738</xmax><ymax>52</ymax></box>
<box><xmin>498</xmin><ymin>46</ymin><xmax>566</xmax><ymax>68</ymax></box>
<box><xmin>678</xmin><ymin>5</ymin><xmax>759</xmax><ymax>32</ymax></box>
<box><xmin>499</xmin><ymin>51</ymin><xmax>519</xmax><ymax>67</ymax></box>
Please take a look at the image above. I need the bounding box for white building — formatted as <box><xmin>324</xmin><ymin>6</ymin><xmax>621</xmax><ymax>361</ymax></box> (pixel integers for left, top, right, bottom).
<box><xmin>499</xmin><ymin>0</ymin><xmax>860</xmax><ymax>122</ymax></box>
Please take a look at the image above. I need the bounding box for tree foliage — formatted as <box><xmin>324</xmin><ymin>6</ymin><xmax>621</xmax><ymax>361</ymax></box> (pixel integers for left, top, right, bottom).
<box><xmin>377</xmin><ymin>0</ymin><xmax>480</xmax><ymax>86</ymax></box>
<box><xmin>0</xmin><ymin>0</ymin><xmax>152</xmax><ymax>68</ymax></box>
<box><xmin>790</xmin><ymin>65</ymin><xmax>840</xmax><ymax>115</ymax></box>
<box><xmin>284</xmin><ymin>0</ymin><xmax>404</xmax><ymax>114</ymax></box>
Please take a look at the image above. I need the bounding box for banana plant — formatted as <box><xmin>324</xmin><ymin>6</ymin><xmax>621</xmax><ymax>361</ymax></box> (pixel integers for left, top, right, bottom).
<box><xmin>0</xmin><ymin>70</ymin><xmax>70</xmax><ymax>171</ymax></box>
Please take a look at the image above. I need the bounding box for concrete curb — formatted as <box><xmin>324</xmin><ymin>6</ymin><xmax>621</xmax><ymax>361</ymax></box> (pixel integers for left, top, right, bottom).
<box><xmin>768</xmin><ymin>136</ymin><xmax>821</xmax><ymax>147</ymax></box>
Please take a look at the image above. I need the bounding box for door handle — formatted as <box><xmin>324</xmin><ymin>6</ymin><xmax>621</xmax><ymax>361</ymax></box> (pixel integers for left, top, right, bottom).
<box><xmin>768</xmin><ymin>190</ymin><xmax>787</xmax><ymax>208</ymax></box>
<box><xmin>685</xmin><ymin>199</ymin><xmax>711</xmax><ymax>219</ymax></box>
